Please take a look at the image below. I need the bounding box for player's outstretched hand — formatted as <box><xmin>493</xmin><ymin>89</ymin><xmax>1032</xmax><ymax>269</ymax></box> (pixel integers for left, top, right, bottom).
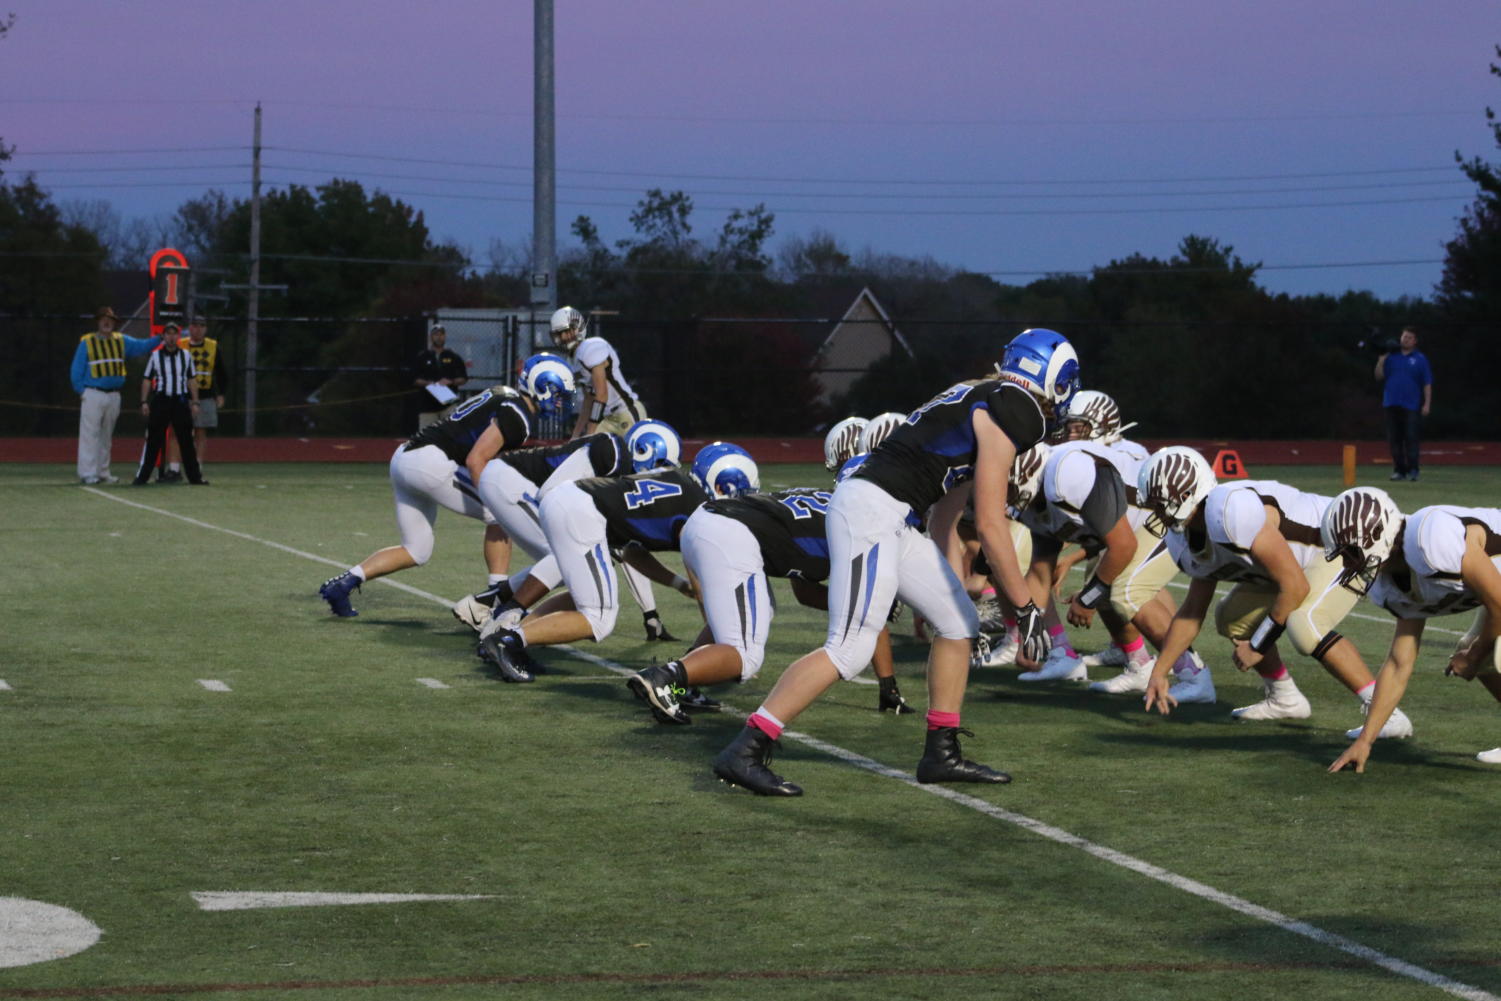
<box><xmin>1231</xmin><ymin>640</ymin><xmax>1263</xmax><ymax>672</ymax></box>
<box><xmin>1142</xmin><ymin>676</ymin><xmax>1177</xmax><ymax>716</ymax></box>
<box><xmin>1329</xmin><ymin>741</ymin><xmax>1371</xmax><ymax>774</ymax></box>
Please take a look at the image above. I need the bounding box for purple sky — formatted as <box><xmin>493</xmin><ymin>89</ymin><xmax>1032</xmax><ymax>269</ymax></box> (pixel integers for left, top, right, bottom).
<box><xmin>3</xmin><ymin>0</ymin><xmax>1496</xmax><ymax>300</ymax></box>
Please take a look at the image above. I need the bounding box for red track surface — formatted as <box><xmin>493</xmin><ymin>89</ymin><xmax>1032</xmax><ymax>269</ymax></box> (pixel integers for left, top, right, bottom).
<box><xmin>3</xmin><ymin>437</ymin><xmax>1499</xmax><ymax>466</ymax></box>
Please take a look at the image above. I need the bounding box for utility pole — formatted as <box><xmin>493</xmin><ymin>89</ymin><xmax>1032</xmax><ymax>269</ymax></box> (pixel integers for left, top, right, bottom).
<box><xmin>531</xmin><ymin>0</ymin><xmax>557</xmax><ymax>354</ymax></box>
<box><xmin>245</xmin><ymin>102</ymin><xmax>263</xmax><ymax>435</ymax></box>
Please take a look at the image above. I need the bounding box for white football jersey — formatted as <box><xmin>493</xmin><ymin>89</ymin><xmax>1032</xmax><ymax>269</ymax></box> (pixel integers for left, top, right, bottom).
<box><xmin>571</xmin><ymin>336</ymin><xmax>641</xmax><ymax>417</ymax></box>
<box><xmin>1367</xmin><ymin>505</ymin><xmax>1501</xmax><ymax>619</ymax></box>
<box><xmin>1165</xmin><ymin>480</ymin><xmax>1330</xmax><ymax>584</ymax></box>
<box><xmin>1037</xmin><ymin>440</ymin><xmax>1148</xmax><ymax>542</ymax></box>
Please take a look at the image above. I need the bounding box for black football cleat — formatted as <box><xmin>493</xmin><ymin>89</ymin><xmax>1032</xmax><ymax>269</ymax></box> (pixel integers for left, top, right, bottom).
<box><xmin>626</xmin><ymin>665</ymin><xmax>690</xmax><ymax>725</ymax></box>
<box><xmin>711</xmin><ymin>727</ymin><xmax>802</xmax><ymax>796</ymax></box>
<box><xmin>476</xmin><ymin>630</ymin><xmax>537</xmax><ymax>683</ymax></box>
<box><xmin>915</xmin><ymin>727</ymin><xmax>1011</xmax><ymax>785</ymax></box>
<box><xmin>678</xmin><ymin>687</ymin><xmax>722</xmax><ymax>712</ymax></box>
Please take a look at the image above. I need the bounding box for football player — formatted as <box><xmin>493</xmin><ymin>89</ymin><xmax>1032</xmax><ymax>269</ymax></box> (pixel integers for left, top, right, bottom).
<box><xmin>477</xmin><ymin>427</ymin><xmax>734</xmax><ymax>683</ymax></box>
<box><xmin>1326</xmin><ymin>490</ymin><xmax>1501</xmax><ymax>772</ymax></box>
<box><xmin>317</xmin><ymin>354</ymin><xmax>572</xmax><ymax>618</ymax></box>
<box><xmin>710</xmin><ymin>329</ymin><xmax>1079</xmax><ymax>796</ymax></box>
<box><xmin>822</xmin><ymin>416</ymin><xmax>868</xmax><ymax>474</ymax></box>
<box><xmin>628</xmin><ymin>480</ymin><xmax>914</xmax><ymax>725</ymax></box>
<box><xmin>550</xmin><ymin>306</ymin><xmax>645</xmax><ymax>438</ymax></box>
<box><xmin>448</xmin><ymin>425</ymin><xmax>630</xmax><ymax>630</ymax></box>
<box><xmin>1008</xmin><ymin>437</ymin><xmax>1217</xmax><ymax>704</ymax></box>
<box><xmin>1138</xmin><ymin>449</ymin><xmax>1414</xmax><ymax>736</ymax></box>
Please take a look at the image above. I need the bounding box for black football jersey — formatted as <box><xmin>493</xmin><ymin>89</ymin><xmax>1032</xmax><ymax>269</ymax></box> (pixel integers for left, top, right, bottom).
<box><xmin>407</xmin><ymin>387</ymin><xmax>532</xmax><ymax>464</ymax></box>
<box><xmin>856</xmin><ymin>380</ymin><xmax>1045</xmax><ymax>516</ymax></box>
<box><xmin>576</xmin><ymin>467</ymin><xmax>707</xmax><ymax>551</ymax></box>
<box><xmin>704</xmin><ymin>487</ymin><xmax>835</xmax><ymax>581</ymax></box>
<box><xmin>500</xmin><ymin>433</ymin><xmax>627</xmax><ymax>487</ymax></box>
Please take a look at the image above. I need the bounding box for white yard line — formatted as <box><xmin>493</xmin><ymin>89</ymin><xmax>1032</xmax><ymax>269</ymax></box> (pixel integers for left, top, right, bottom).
<box><xmin>88</xmin><ymin>488</ymin><xmax>1496</xmax><ymax>1000</ymax></box>
<box><xmin>197</xmin><ymin>679</ymin><xmax>232</xmax><ymax>692</ymax></box>
<box><xmin>191</xmin><ymin>892</ymin><xmax>494</xmax><ymax>912</ymax></box>
<box><xmin>416</xmin><ymin>677</ymin><xmax>451</xmax><ymax>689</ymax></box>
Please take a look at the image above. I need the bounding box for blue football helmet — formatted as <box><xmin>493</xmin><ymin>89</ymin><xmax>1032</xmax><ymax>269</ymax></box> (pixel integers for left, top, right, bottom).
<box><xmin>997</xmin><ymin>329</ymin><xmax>1081</xmax><ymax>416</ymax></box>
<box><xmin>691</xmin><ymin>441</ymin><xmax>760</xmax><ymax>499</ymax></box>
<box><xmin>625</xmin><ymin>419</ymin><xmax>682</xmax><ymax>473</ymax></box>
<box><xmin>519</xmin><ymin>352</ymin><xmax>576</xmax><ymax>417</ymax></box>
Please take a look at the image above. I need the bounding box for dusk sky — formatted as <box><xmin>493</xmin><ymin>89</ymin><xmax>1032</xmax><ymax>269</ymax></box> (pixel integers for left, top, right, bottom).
<box><xmin>2</xmin><ymin>1</ymin><xmax>1496</xmax><ymax>301</ymax></box>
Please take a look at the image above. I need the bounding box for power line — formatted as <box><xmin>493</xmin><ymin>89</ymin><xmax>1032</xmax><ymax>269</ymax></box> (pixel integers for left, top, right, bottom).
<box><xmin>9</xmin><ymin>145</ymin><xmax>1461</xmax><ymax>187</ymax></box>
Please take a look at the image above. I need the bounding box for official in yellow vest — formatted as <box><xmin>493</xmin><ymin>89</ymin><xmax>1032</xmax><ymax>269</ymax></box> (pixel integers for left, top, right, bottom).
<box><xmin>163</xmin><ymin>314</ymin><xmax>231</xmax><ymax>479</ymax></box>
<box><xmin>68</xmin><ymin>306</ymin><xmax>159</xmax><ymax>484</ymax></box>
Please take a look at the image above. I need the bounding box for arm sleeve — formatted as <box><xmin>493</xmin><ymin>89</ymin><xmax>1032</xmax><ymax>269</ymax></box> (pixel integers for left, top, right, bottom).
<box><xmin>124</xmin><ymin>335</ymin><xmax>160</xmax><ymax>359</ymax></box>
<box><xmin>70</xmin><ymin>342</ymin><xmax>88</xmax><ymax>394</ymax></box>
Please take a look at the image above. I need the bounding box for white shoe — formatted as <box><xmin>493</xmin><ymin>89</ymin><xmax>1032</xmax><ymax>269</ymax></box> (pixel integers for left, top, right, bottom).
<box><xmin>451</xmin><ymin>593</ymin><xmax>490</xmax><ymax>632</ymax></box>
<box><xmin>1344</xmin><ymin>704</ymin><xmax>1414</xmax><ymax>740</ymax></box>
<box><xmin>1089</xmin><ymin>659</ymin><xmax>1154</xmax><ymax>694</ymax></box>
<box><xmin>1019</xmin><ymin>646</ymin><xmax>1088</xmax><ymax>683</ymax></box>
<box><xmin>1167</xmin><ymin>665</ymin><xmax>1216</xmax><ymax>704</ymax></box>
<box><xmin>1081</xmin><ymin>645</ymin><xmax>1127</xmax><ymax>668</ymax></box>
<box><xmin>99</xmin><ymin>473</ymin><xmax>120</xmax><ymax>484</ymax></box>
<box><xmin>1231</xmin><ymin>678</ymin><xmax>1311</xmax><ymax>721</ymax></box>
<box><xmin>981</xmin><ymin>632</ymin><xmax>1018</xmax><ymax>667</ymax></box>
<box><xmin>1477</xmin><ymin>747</ymin><xmax>1501</xmax><ymax>764</ymax></box>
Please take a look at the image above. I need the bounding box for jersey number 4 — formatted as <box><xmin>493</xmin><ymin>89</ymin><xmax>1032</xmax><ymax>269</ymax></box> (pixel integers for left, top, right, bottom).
<box><xmin>624</xmin><ymin>479</ymin><xmax>682</xmax><ymax>510</ymax></box>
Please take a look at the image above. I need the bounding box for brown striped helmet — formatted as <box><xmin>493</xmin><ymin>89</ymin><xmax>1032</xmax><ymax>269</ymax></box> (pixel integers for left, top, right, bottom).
<box><xmin>858</xmin><ymin>412</ymin><xmax>908</xmax><ymax>454</ymax></box>
<box><xmin>823</xmin><ymin>416</ymin><xmax>868</xmax><ymax>472</ymax></box>
<box><xmin>1137</xmin><ymin>446</ymin><xmax>1216</xmax><ymax>537</ymax></box>
<box><xmin>1321</xmin><ymin>487</ymin><xmax>1403</xmax><ymax>594</ymax></box>
<box><xmin>1008</xmin><ymin>442</ymin><xmax>1051</xmax><ymax>512</ymax></box>
<box><xmin>1061</xmin><ymin>390</ymin><xmax>1124</xmax><ymax>443</ymax></box>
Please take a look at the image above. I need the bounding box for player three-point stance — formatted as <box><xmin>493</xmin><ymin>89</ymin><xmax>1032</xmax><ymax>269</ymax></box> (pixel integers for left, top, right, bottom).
<box><xmin>710</xmin><ymin>329</ymin><xmax>1079</xmax><ymax>796</ymax></box>
<box><xmin>1138</xmin><ymin>449</ymin><xmax>1414</xmax><ymax>736</ymax></box>
<box><xmin>318</xmin><ymin>354</ymin><xmax>572</xmax><ymax>618</ymax></box>
<box><xmin>1326</xmin><ymin>490</ymin><xmax>1501</xmax><ymax>772</ymax></box>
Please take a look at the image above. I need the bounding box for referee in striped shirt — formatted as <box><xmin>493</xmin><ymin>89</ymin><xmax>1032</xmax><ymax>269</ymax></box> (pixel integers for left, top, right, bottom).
<box><xmin>133</xmin><ymin>322</ymin><xmax>209</xmax><ymax>486</ymax></box>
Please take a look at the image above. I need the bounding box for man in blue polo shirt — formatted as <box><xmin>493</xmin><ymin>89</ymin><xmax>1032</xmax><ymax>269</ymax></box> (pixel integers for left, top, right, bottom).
<box><xmin>1374</xmin><ymin>327</ymin><xmax>1433</xmax><ymax>482</ymax></box>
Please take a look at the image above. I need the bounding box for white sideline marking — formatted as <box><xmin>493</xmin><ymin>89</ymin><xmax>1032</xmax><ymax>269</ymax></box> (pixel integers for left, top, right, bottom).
<box><xmin>197</xmin><ymin>679</ymin><xmax>231</xmax><ymax>692</ymax></box>
<box><xmin>191</xmin><ymin>892</ymin><xmax>495</xmax><ymax>912</ymax></box>
<box><xmin>90</xmin><ymin>491</ymin><xmax>1495</xmax><ymax>999</ymax></box>
<box><xmin>0</xmin><ymin>679</ymin><xmax>11</xmax><ymax>691</ymax></box>
<box><xmin>416</xmin><ymin>677</ymin><xmax>450</xmax><ymax>689</ymax></box>
<box><xmin>0</xmin><ymin>898</ymin><xmax>101</xmax><ymax>968</ymax></box>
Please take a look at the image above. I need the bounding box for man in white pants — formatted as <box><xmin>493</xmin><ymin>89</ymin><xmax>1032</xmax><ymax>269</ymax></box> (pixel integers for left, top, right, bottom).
<box><xmin>69</xmin><ymin>306</ymin><xmax>159</xmax><ymax>484</ymax></box>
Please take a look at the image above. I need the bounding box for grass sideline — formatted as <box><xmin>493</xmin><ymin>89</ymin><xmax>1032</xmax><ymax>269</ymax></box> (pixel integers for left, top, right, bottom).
<box><xmin>2</xmin><ymin>461</ymin><xmax>1498</xmax><ymax>1001</ymax></box>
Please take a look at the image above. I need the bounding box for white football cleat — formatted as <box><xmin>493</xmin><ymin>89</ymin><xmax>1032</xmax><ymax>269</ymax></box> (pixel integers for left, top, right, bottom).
<box><xmin>1476</xmin><ymin>747</ymin><xmax>1501</xmax><ymax>764</ymax></box>
<box><xmin>1231</xmin><ymin>677</ymin><xmax>1311</xmax><ymax>721</ymax></box>
<box><xmin>1167</xmin><ymin>665</ymin><xmax>1216</xmax><ymax>704</ymax></box>
<box><xmin>981</xmin><ymin>632</ymin><xmax>1019</xmax><ymax>667</ymax></box>
<box><xmin>1081</xmin><ymin>645</ymin><xmax>1128</xmax><ymax>669</ymax></box>
<box><xmin>451</xmin><ymin>594</ymin><xmax>490</xmax><ymax>632</ymax></box>
<box><xmin>1018</xmin><ymin>646</ymin><xmax>1087</xmax><ymax>683</ymax></box>
<box><xmin>1344</xmin><ymin>704</ymin><xmax>1414</xmax><ymax>740</ymax></box>
<box><xmin>1088</xmin><ymin>659</ymin><xmax>1153</xmax><ymax>694</ymax></box>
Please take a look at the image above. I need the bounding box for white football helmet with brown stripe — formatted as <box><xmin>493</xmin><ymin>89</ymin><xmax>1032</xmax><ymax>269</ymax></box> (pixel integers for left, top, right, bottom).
<box><xmin>1138</xmin><ymin>446</ymin><xmax>1216</xmax><ymax>537</ymax></box>
<box><xmin>1321</xmin><ymin>487</ymin><xmax>1404</xmax><ymax>594</ymax></box>
<box><xmin>1061</xmin><ymin>390</ymin><xmax>1124</xmax><ymax>443</ymax></box>
<box><xmin>823</xmin><ymin>416</ymin><xmax>868</xmax><ymax>472</ymax></box>
<box><xmin>550</xmin><ymin>306</ymin><xmax>587</xmax><ymax>352</ymax></box>
<box><xmin>858</xmin><ymin>411</ymin><xmax>907</xmax><ymax>454</ymax></box>
<box><xmin>1008</xmin><ymin>442</ymin><xmax>1051</xmax><ymax>512</ymax></box>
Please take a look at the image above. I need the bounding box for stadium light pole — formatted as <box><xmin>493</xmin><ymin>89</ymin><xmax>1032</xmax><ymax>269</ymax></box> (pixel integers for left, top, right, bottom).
<box><xmin>531</xmin><ymin>0</ymin><xmax>557</xmax><ymax>354</ymax></box>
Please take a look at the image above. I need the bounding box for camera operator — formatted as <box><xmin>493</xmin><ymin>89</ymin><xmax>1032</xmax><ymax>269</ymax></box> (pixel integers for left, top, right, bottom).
<box><xmin>1374</xmin><ymin>326</ymin><xmax>1432</xmax><ymax>482</ymax></box>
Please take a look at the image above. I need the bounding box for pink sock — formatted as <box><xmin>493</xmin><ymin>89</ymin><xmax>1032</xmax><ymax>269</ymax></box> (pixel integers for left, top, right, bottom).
<box><xmin>927</xmin><ymin>710</ymin><xmax>961</xmax><ymax>731</ymax></box>
<box><xmin>1255</xmin><ymin>664</ymin><xmax>1290</xmax><ymax>681</ymax></box>
<box><xmin>747</xmin><ymin>711</ymin><xmax>783</xmax><ymax>740</ymax></box>
<box><xmin>1048</xmin><ymin>624</ymin><xmax>1075</xmax><ymax>657</ymax></box>
<box><xmin>1356</xmin><ymin>682</ymin><xmax>1375</xmax><ymax>700</ymax></box>
<box><xmin>1122</xmin><ymin>635</ymin><xmax>1151</xmax><ymax>666</ymax></box>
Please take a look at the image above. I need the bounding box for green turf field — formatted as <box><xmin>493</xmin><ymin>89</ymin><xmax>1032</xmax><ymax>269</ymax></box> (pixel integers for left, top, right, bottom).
<box><xmin>2</xmin><ymin>461</ymin><xmax>1498</xmax><ymax>1001</ymax></box>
